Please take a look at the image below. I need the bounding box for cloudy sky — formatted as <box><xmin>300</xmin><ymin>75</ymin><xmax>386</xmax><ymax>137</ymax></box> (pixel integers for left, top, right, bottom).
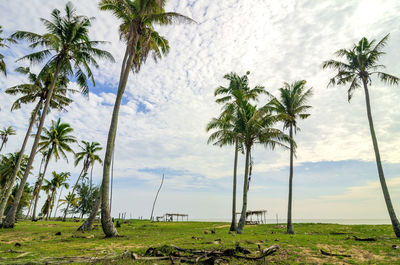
<box><xmin>0</xmin><ymin>0</ymin><xmax>399</xmax><ymax>222</ymax></box>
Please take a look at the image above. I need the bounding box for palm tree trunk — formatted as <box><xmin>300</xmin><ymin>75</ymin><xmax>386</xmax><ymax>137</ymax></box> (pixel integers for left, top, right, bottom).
<box><xmin>362</xmin><ymin>80</ymin><xmax>400</xmax><ymax>237</ymax></box>
<box><xmin>47</xmin><ymin>190</ymin><xmax>56</xmax><ymax>220</ymax></box>
<box><xmin>2</xmin><ymin>62</ymin><xmax>62</xmax><ymax>228</ymax></box>
<box><xmin>0</xmin><ymin>140</ymin><xmax>5</xmax><ymax>153</ymax></box>
<box><xmin>0</xmin><ymin>105</ymin><xmax>40</xmax><ymax>221</ymax></box>
<box><xmin>78</xmin><ymin>186</ymin><xmax>102</xmax><ymax>231</ymax></box>
<box><xmin>53</xmin><ymin>186</ymin><xmax>64</xmax><ymax>219</ymax></box>
<box><xmin>101</xmin><ymin>38</ymin><xmax>138</xmax><ymax>237</ymax></box>
<box><xmin>89</xmin><ymin>164</ymin><xmax>94</xmax><ymax>194</ymax></box>
<box><xmin>32</xmin><ymin>151</ymin><xmax>52</xmax><ymax>221</ymax></box>
<box><xmin>25</xmin><ymin>155</ymin><xmax>45</xmax><ymax>219</ymax></box>
<box><xmin>287</xmin><ymin>125</ymin><xmax>294</xmax><ymax>234</ymax></box>
<box><xmin>237</xmin><ymin>145</ymin><xmax>251</xmax><ymax>234</ymax></box>
<box><xmin>63</xmin><ymin>164</ymin><xmax>87</xmax><ymax>221</ymax></box>
<box><xmin>229</xmin><ymin>138</ymin><xmax>239</xmax><ymax>232</ymax></box>
<box><xmin>110</xmin><ymin>150</ymin><xmax>114</xmax><ymax>212</ymax></box>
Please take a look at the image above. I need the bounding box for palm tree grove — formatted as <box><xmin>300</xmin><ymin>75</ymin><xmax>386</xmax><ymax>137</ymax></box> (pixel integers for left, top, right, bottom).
<box><xmin>0</xmin><ymin>0</ymin><xmax>399</xmax><ymax>264</ymax></box>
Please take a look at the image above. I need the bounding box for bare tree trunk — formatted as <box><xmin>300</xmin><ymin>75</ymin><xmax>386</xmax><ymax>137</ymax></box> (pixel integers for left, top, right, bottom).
<box><xmin>63</xmin><ymin>164</ymin><xmax>87</xmax><ymax>221</ymax></box>
<box><xmin>0</xmin><ymin>105</ymin><xmax>40</xmax><ymax>220</ymax></box>
<box><xmin>229</xmin><ymin>138</ymin><xmax>238</xmax><ymax>232</ymax></box>
<box><xmin>150</xmin><ymin>174</ymin><xmax>164</xmax><ymax>221</ymax></box>
<box><xmin>101</xmin><ymin>40</ymin><xmax>137</xmax><ymax>237</ymax></box>
<box><xmin>2</xmin><ymin>62</ymin><xmax>62</xmax><ymax>228</ymax></box>
<box><xmin>78</xmin><ymin>187</ymin><xmax>102</xmax><ymax>231</ymax></box>
<box><xmin>32</xmin><ymin>151</ymin><xmax>52</xmax><ymax>221</ymax></box>
<box><xmin>362</xmin><ymin>80</ymin><xmax>400</xmax><ymax>237</ymax></box>
<box><xmin>237</xmin><ymin>146</ymin><xmax>251</xmax><ymax>234</ymax></box>
<box><xmin>287</xmin><ymin>125</ymin><xmax>294</xmax><ymax>234</ymax></box>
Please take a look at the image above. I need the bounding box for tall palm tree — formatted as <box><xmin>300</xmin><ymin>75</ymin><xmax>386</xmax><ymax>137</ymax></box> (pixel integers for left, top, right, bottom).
<box><xmin>236</xmin><ymin>101</ymin><xmax>291</xmax><ymax>234</ymax></box>
<box><xmin>207</xmin><ymin>71</ymin><xmax>266</xmax><ymax>232</ymax></box>
<box><xmin>62</xmin><ymin>141</ymin><xmax>102</xmax><ymax>221</ymax></box>
<box><xmin>322</xmin><ymin>34</ymin><xmax>400</xmax><ymax>237</ymax></box>
<box><xmin>42</xmin><ymin>171</ymin><xmax>70</xmax><ymax>220</ymax></box>
<box><xmin>0</xmin><ymin>25</ymin><xmax>16</xmax><ymax>76</ymax></box>
<box><xmin>98</xmin><ymin>0</ymin><xmax>195</xmax><ymax>237</ymax></box>
<box><xmin>2</xmin><ymin>2</ymin><xmax>114</xmax><ymax>228</ymax></box>
<box><xmin>30</xmin><ymin>119</ymin><xmax>76</xmax><ymax>221</ymax></box>
<box><xmin>269</xmin><ymin>80</ymin><xmax>313</xmax><ymax>234</ymax></box>
<box><xmin>0</xmin><ymin>126</ymin><xmax>16</xmax><ymax>153</ymax></box>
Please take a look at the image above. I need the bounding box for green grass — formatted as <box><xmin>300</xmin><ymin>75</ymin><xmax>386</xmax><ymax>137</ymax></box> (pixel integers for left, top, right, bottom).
<box><xmin>0</xmin><ymin>220</ymin><xmax>399</xmax><ymax>264</ymax></box>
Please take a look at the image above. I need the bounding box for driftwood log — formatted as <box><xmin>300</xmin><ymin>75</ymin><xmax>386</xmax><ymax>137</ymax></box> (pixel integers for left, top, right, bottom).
<box><xmin>320</xmin><ymin>249</ymin><xmax>351</xmax><ymax>257</ymax></box>
<box><xmin>353</xmin><ymin>236</ymin><xmax>377</xmax><ymax>241</ymax></box>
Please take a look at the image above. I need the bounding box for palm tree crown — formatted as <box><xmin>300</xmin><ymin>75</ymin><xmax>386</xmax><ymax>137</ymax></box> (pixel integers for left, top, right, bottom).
<box><xmin>270</xmin><ymin>80</ymin><xmax>313</xmax><ymax>133</ymax></box>
<box><xmin>75</xmin><ymin>141</ymin><xmax>103</xmax><ymax>168</ymax></box>
<box><xmin>38</xmin><ymin>119</ymin><xmax>76</xmax><ymax>162</ymax></box>
<box><xmin>11</xmin><ymin>2</ymin><xmax>115</xmax><ymax>92</ymax></box>
<box><xmin>0</xmin><ymin>126</ymin><xmax>16</xmax><ymax>152</ymax></box>
<box><xmin>0</xmin><ymin>25</ymin><xmax>16</xmax><ymax>76</ymax></box>
<box><xmin>322</xmin><ymin>34</ymin><xmax>399</xmax><ymax>101</ymax></box>
<box><xmin>99</xmin><ymin>0</ymin><xmax>195</xmax><ymax>72</ymax></box>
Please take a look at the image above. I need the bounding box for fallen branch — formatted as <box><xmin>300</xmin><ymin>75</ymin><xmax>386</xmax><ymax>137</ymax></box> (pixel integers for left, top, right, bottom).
<box><xmin>353</xmin><ymin>236</ymin><xmax>377</xmax><ymax>242</ymax></box>
<box><xmin>320</xmin><ymin>249</ymin><xmax>351</xmax><ymax>257</ymax></box>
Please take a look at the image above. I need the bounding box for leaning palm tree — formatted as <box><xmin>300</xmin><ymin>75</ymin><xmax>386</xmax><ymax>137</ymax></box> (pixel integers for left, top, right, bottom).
<box><xmin>322</xmin><ymin>34</ymin><xmax>400</xmax><ymax>237</ymax></box>
<box><xmin>0</xmin><ymin>25</ymin><xmax>16</xmax><ymax>76</ymax></box>
<box><xmin>30</xmin><ymin>119</ymin><xmax>76</xmax><ymax>221</ymax></box>
<box><xmin>98</xmin><ymin>0</ymin><xmax>195</xmax><ymax>237</ymax></box>
<box><xmin>236</xmin><ymin>102</ymin><xmax>291</xmax><ymax>234</ymax></box>
<box><xmin>209</xmin><ymin>71</ymin><xmax>266</xmax><ymax>232</ymax></box>
<box><xmin>62</xmin><ymin>141</ymin><xmax>102</xmax><ymax>221</ymax></box>
<box><xmin>0</xmin><ymin>126</ymin><xmax>16</xmax><ymax>153</ymax></box>
<box><xmin>269</xmin><ymin>80</ymin><xmax>313</xmax><ymax>234</ymax></box>
<box><xmin>2</xmin><ymin>2</ymin><xmax>114</xmax><ymax>228</ymax></box>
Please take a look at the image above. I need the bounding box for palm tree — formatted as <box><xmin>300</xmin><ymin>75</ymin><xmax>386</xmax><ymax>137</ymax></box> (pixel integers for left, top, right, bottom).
<box><xmin>30</xmin><ymin>119</ymin><xmax>76</xmax><ymax>221</ymax></box>
<box><xmin>0</xmin><ymin>127</ymin><xmax>16</xmax><ymax>153</ymax></box>
<box><xmin>207</xmin><ymin>71</ymin><xmax>266</xmax><ymax>232</ymax></box>
<box><xmin>0</xmin><ymin>153</ymin><xmax>29</xmax><ymax>210</ymax></box>
<box><xmin>98</xmin><ymin>0</ymin><xmax>195</xmax><ymax>237</ymax></box>
<box><xmin>269</xmin><ymin>80</ymin><xmax>313</xmax><ymax>234</ymax></box>
<box><xmin>0</xmin><ymin>25</ymin><xmax>16</xmax><ymax>76</ymax></box>
<box><xmin>62</xmin><ymin>141</ymin><xmax>102</xmax><ymax>221</ymax></box>
<box><xmin>59</xmin><ymin>192</ymin><xmax>80</xmax><ymax>219</ymax></box>
<box><xmin>41</xmin><ymin>171</ymin><xmax>70</xmax><ymax>220</ymax></box>
<box><xmin>236</xmin><ymin>101</ymin><xmax>291</xmax><ymax>234</ymax></box>
<box><xmin>322</xmin><ymin>34</ymin><xmax>400</xmax><ymax>237</ymax></box>
<box><xmin>2</xmin><ymin>2</ymin><xmax>114</xmax><ymax>228</ymax></box>
<box><xmin>78</xmin><ymin>186</ymin><xmax>102</xmax><ymax>231</ymax></box>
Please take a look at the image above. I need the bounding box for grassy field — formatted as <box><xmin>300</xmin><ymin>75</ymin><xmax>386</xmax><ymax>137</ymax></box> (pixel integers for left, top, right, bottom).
<box><xmin>0</xmin><ymin>219</ymin><xmax>399</xmax><ymax>264</ymax></box>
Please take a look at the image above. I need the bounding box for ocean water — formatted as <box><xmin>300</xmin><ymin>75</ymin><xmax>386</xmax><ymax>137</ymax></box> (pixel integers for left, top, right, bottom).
<box><xmin>190</xmin><ymin>218</ymin><xmax>391</xmax><ymax>225</ymax></box>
